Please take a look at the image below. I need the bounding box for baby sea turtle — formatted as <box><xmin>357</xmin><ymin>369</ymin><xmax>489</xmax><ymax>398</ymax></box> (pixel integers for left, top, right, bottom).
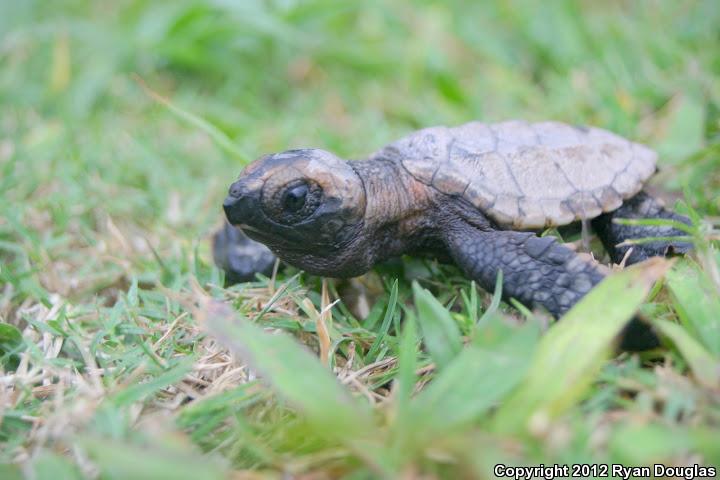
<box><xmin>217</xmin><ymin>121</ymin><xmax>691</xmax><ymax>346</ymax></box>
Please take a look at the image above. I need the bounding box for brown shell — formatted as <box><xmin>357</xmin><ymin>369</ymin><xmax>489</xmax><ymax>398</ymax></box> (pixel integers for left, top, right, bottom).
<box><xmin>374</xmin><ymin>120</ymin><xmax>657</xmax><ymax>229</ymax></box>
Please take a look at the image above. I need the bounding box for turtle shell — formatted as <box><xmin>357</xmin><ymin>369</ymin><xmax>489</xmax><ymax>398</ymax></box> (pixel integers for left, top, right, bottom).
<box><xmin>375</xmin><ymin>120</ymin><xmax>657</xmax><ymax>229</ymax></box>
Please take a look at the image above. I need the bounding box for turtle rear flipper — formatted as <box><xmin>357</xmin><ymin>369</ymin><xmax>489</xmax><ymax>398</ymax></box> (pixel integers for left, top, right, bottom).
<box><xmin>592</xmin><ymin>191</ymin><xmax>693</xmax><ymax>265</ymax></box>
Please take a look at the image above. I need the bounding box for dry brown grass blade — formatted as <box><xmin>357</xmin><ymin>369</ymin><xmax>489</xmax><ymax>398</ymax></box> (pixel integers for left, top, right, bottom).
<box><xmin>317</xmin><ymin>279</ymin><xmax>332</xmax><ymax>366</ymax></box>
<box><xmin>299</xmin><ymin>279</ymin><xmax>336</xmax><ymax>367</ymax></box>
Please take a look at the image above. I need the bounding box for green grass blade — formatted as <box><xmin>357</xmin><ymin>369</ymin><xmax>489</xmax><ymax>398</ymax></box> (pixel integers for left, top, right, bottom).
<box><xmin>111</xmin><ymin>358</ymin><xmax>195</xmax><ymax>407</ymax></box>
<box><xmin>612</xmin><ymin>217</ymin><xmax>696</xmax><ymax>235</ymax></box>
<box><xmin>80</xmin><ymin>435</ymin><xmax>228</xmax><ymax>480</ymax></box>
<box><xmin>477</xmin><ymin>270</ymin><xmax>503</xmax><ymax>327</ymax></box>
<box><xmin>666</xmin><ymin>261</ymin><xmax>720</xmax><ymax>356</ymax></box>
<box><xmin>201</xmin><ymin>300</ymin><xmax>374</xmax><ymax>434</ymax></box>
<box><xmin>198</xmin><ymin>298</ymin><xmax>394</xmax><ymax>474</ymax></box>
<box><xmin>0</xmin><ymin>464</ymin><xmax>22</xmax><ymax>480</ymax></box>
<box><xmin>26</xmin><ymin>451</ymin><xmax>83</xmax><ymax>480</ymax></box>
<box><xmin>394</xmin><ymin>315</ymin><xmax>418</xmax><ymax>413</ymax></box>
<box><xmin>609</xmin><ymin>423</ymin><xmax>691</xmax><ymax>464</ymax></box>
<box><xmin>387</xmin><ymin>314</ymin><xmax>419</xmax><ymax>465</ymax></box>
<box><xmin>460</xmin><ymin>280</ymin><xmax>479</xmax><ymax>325</ymax></box>
<box><xmin>410</xmin><ymin>321</ymin><xmax>538</xmax><ymax>436</ymax></box>
<box><xmin>617</xmin><ymin>235</ymin><xmax>694</xmax><ymax>247</ymax></box>
<box><xmin>412</xmin><ymin>281</ymin><xmax>462</xmax><ymax>370</ymax></box>
<box><xmin>654</xmin><ymin>319</ymin><xmax>719</xmax><ymax>388</ymax></box>
<box><xmin>134</xmin><ymin>75</ymin><xmax>251</xmax><ymax>163</ymax></box>
<box><xmin>0</xmin><ymin>323</ymin><xmax>25</xmax><ymax>371</ymax></box>
<box><xmin>493</xmin><ymin>258</ymin><xmax>672</xmax><ymax>433</ymax></box>
<box><xmin>366</xmin><ymin>279</ymin><xmax>399</xmax><ymax>362</ymax></box>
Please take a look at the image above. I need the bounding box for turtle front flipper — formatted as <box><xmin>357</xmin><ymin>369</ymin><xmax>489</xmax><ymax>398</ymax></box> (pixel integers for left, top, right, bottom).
<box><xmin>442</xmin><ymin>224</ymin><xmax>659</xmax><ymax>350</ymax></box>
<box><xmin>443</xmin><ymin>226</ymin><xmax>604</xmax><ymax>318</ymax></box>
<box><xmin>212</xmin><ymin>222</ymin><xmax>278</xmax><ymax>285</ymax></box>
<box><xmin>592</xmin><ymin>191</ymin><xmax>693</xmax><ymax>265</ymax></box>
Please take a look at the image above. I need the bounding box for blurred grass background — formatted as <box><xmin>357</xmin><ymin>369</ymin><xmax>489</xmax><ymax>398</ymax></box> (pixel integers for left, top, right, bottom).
<box><xmin>1</xmin><ymin>1</ymin><xmax>719</xmax><ymax>478</ymax></box>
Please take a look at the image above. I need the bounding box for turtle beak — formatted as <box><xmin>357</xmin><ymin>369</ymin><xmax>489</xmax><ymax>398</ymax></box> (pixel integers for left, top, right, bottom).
<box><xmin>223</xmin><ymin>179</ymin><xmax>261</xmax><ymax>226</ymax></box>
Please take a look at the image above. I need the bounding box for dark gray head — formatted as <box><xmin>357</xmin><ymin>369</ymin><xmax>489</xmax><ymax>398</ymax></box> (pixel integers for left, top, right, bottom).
<box><xmin>223</xmin><ymin>149</ymin><xmax>371</xmax><ymax>276</ymax></box>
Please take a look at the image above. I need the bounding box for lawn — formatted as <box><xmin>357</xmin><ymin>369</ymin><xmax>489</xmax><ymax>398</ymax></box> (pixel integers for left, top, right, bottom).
<box><xmin>1</xmin><ymin>1</ymin><xmax>719</xmax><ymax>478</ymax></box>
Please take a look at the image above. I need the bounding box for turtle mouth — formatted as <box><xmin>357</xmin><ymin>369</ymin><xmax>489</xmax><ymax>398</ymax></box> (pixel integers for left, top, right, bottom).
<box><xmin>237</xmin><ymin>222</ymin><xmax>298</xmax><ymax>250</ymax></box>
<box><xmin>238</xmin><ymin>224</ymin><xmax>270</xmax><ymax>239</ymax></box>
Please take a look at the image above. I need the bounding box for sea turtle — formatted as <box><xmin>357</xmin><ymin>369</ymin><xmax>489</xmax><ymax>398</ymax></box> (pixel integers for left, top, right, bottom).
<box><xmin>217</xmin><ymin>120</ymin><xmax>691</xmax><ymax>348</ymax></box>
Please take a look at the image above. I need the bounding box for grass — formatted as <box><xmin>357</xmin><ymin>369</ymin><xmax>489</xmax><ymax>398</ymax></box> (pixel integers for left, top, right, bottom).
<box><xmin>1</xmin><ymin>0</ymin><xmax>719</xmax><ymax>478</ymax></box>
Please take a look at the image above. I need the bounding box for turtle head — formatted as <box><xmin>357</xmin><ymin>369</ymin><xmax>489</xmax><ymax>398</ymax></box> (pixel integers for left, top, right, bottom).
<box><xmin>223</xmin><ymin>149</ymin><xmax>370</xmax><ymax>276</ymax></box>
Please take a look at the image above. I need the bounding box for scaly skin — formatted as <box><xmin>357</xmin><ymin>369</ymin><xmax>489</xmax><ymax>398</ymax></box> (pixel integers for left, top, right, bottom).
<box><xmin>443</xmin><ymin>226</ymin><xmax>605</xmax><ymax>318</ymax></box>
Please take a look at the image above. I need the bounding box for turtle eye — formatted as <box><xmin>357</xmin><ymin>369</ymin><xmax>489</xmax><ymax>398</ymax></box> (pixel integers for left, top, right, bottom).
<box><xmin>263</xmin><ymin>179</ymin><xmax>322</xmax><ymax>225</ymax></box>
<box><xmin>282</xmin><ymin>184</ymin><xmax>308</xmax><ymax>212</ymax></box>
